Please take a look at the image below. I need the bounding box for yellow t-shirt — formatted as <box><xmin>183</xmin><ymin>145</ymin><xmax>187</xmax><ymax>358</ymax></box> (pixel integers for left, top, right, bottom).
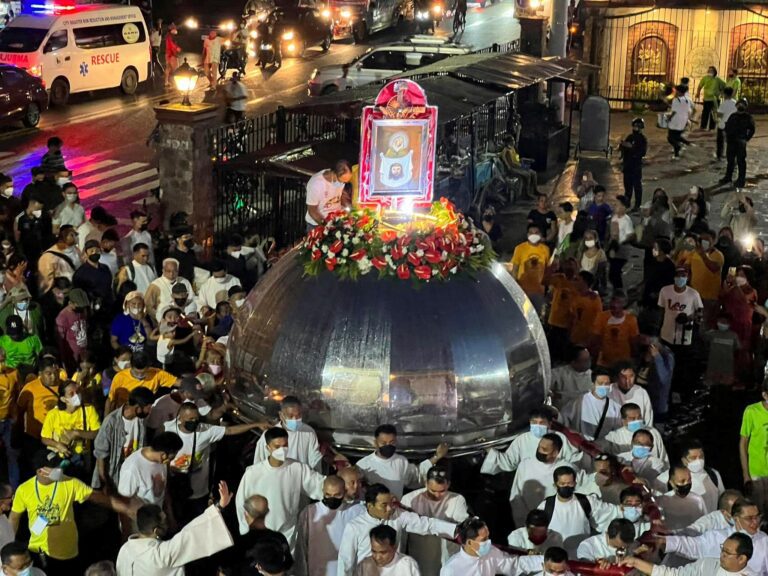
<box><xmin>17</xmin><ymin>378</ymin><xmax>60</xmax><ymax>440</ymax></box>
<box><xmin>12</xmin><ymin>476</ymin><xmax>93</xmax><ymax>559</ymax></box>
<box><xmin>0</xmin><ymin>368</ymin><xmax>19</xmax><ymax>420</ymax></box>
<box><xmin>108</xmin><ymin>368</ymin><xmax>177</xmax><ymax>407</ymax></box>
<box><xmin>594</xmin><ymin>311</ymin><xmax>639</xmax><ymax>367</ymax></box>
<box><xmin>511</xmin><ymin>242</ymin><xmax>550</xmax><ymax>295</ymax></box>
<box><xmin>569</xmin><ymin>292</ymin><xmax>603</xmax><ymax>347</ymax></box>
<box><xmin>548</xmin><ymin>275</ymin><xmax>577</xmax><ymax>329</ymax></box>
<box><xmin>41</xmin><ymin>406</ymin><xmax>101</xmax><ymax>456</ymax></box>
<box><xmin>680</xmin><ymin>249</ymin><xmax>724</xmax><ymax>301</ymax></box>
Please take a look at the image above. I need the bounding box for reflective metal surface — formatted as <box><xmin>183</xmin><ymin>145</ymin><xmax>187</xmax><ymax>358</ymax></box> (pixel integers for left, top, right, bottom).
<box><xmin>228</xmin><ymin>251</ymin><xmax>551</xmax><ymax>455</ymax></box>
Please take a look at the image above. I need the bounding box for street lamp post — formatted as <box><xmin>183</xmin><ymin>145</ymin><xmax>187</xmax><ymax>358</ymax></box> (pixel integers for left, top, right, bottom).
<box><xmin>173</xmin><ymin>58</ymin><xmax>200</xmax><ymax>106</ymax></box>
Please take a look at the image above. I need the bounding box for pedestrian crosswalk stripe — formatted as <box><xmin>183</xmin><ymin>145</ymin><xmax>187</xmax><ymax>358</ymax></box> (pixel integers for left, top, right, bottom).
<box><xmin>79</xmin><ymin>168</ymin><xmax>158</xmax><ymax>198</ymax></box>
<box><xmin>0</xmin><ymin>151</ymin><xmax>37</xmax><ymax>172</ymax></box>
<box><xmin>102</xmin><ymin>178</ymin><xmax>161</xmax><ymax>203</ymax></box>
<box><xmin>0</xmin><ymin>152</ymin><xmax>14</xmax><ymax>160</ymax></box>
<box><xmin>75</xmin><ymin>162</ymin><xmax>143</xmax><ymax>188</ymax></box>
<box><xmin>67</xmin><ymin>159</ymin><xmax>121</xmax><ymax>180</ymax></box>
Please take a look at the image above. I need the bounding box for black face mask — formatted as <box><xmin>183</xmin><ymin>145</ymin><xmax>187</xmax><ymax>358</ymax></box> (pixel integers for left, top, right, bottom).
<box><xmin>174</xmin><ymin>298</ymin><xmax>187</xmax><ymax>306</ymax></box>
<box><xmin>140</xmin><ymin>224</ymin><xmax>149</xmax><ymax>232</ymax></box>
<box><xmin>88</xmin><ymin>253</ymin><xmax>101</xmax><ymax>263</ymax></box>
<box><xmin>183</xmin><ymin>239</ymin><xmax>195</xmax><ymax>249</ymax></box>
<box><xmin>183</xmin><ymin>420</ymin><xmax>200</xmax><ymax>433</ymax></box>
<box><xmin>718</xmin><ymin>237</ymin><xmax>731</xmax><ymax>247</ymax></box>
<box><xmin>378</xmin><ymin>444</ymin><xmax>396</xmax><ymax>459</ymax></box>
<box><xmin>322</xmin><ymin>497</ymin><xmax>343</xmax><ymax>510</ymax></box>
<box><xmin>674</xmin><ymin>483</ymin><xmax>692</xmax><ymax>497</ymax></box>
<box><xmin>136</xmin><ymin>410</ymin><xmax>149</xmax><ymax>419</ymax></box>
<box><xmin>535</xmin><ymin>451</ymin><xmax>549</xmax><ymax>463</ymax></box>
<box><xmin>557</xmin><ymin>486</ymin><xmax>575</xmax><ymax>499</ymax></box>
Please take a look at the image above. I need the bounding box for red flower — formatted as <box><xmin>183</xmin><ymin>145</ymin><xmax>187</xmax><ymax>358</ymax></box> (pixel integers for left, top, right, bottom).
<box><xmin>396</xmin><ymin>264</ymin><xmax>410</xmax><ymax>280</ymax></box>
<box><xmin>311</xmin><ymin>250</ymin><xmax>322</xmax><ymax>261</ymax></box>
<box><xmin>407</xmin><ymin>252</ymin><xmax>421</xmax><ymax>267</ymax></box>
<box><xmin>414</xmin><ymin>265</ymin><xmax>432</xmax><ymax>280</ymax></box>
<box><xmin>391</xmin><ymin>245</ymin><xmax>404</xmax><ymax>261</ymax></box>
<box><xmin>350</xmin><ymin>248</ymin><xmax>367</xmax><ymax>261</ymax></box>
<box><xmin>325</xmin><ymin>257</ymin><xmax>337</xmax><ymax>271</ymax></box>
<box><xmin>397</xmin><ymin>236</ymin><xmax>410</xmax><ymax>249</ymax></box>
<box><xmin>424</xmin><ymin>250</ymin><xmax>442</xmax><ymax>264</ymax></box>
<box><xmin>416</xmin><ymin>240</ymin><xmax>430</xmax><ymax>251</ymax></box>
<box><xmin>329</xmin><ymin>240</ymin><xmax>344</xmax><ymax>254</ymax></box>
<box><xmin>372</xmin><ymin>256</ymin><xmax>387</xmax><ymax>271</ymax></box>
<box><xmin>380</xmin><ymin>230</ymin><xmax>398</xmax><ymax>243</ymax></box>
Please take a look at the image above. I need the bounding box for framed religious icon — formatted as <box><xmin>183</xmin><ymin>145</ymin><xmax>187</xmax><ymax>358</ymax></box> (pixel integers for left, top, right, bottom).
<box><xmin>371</xmin><ymin>119</ymin><xmax>429</xmax><ymax>197</ymax></box>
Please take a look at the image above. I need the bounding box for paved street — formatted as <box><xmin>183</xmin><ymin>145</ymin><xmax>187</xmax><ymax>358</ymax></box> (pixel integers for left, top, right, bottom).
<box><xmin>0</xmin><ymin>1</ymin><xmax>520</xmax><ymax>227</ymax></box>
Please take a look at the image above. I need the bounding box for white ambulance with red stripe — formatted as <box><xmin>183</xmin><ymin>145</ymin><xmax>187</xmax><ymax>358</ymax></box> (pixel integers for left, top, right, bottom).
<box><xmin>0</xmin><ymin>2</ymin><xmax>150</xmax><ymax>105</ymax></box>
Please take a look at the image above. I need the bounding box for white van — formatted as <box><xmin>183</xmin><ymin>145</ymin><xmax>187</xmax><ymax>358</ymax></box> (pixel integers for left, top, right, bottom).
<box><xmin>0</xmin><ymin>4</ymin><xmax>150</xmax><ymax>105</ymax></box>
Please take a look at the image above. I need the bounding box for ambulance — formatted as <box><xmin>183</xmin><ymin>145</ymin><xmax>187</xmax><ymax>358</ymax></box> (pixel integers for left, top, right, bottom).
<box><xmin>0</xmin><ymin>2</ymin><xmax>151</xmax><ymax>105</ymax></box>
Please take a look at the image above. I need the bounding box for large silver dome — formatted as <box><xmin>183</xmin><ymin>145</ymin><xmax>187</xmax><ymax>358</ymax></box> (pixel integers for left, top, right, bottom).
<box><xmin>228</xmin><ymin>251</ymin><xmax>551</xmax><ymax>456</ymax></box>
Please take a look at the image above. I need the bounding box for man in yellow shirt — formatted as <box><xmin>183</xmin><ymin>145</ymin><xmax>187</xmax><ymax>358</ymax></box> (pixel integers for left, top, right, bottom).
<box><xmin>545</xmin><ymin>257</ymin><xmax>578</xmax><ymax>361</ymax></box>
<box><xmin>569</xmin><ymin>270</ymin><xmax>603</xmax><ymax>348</ymax></box>
<box><xmin>10</xmin><ymin>450</ymin><xmax>135</xmax><ymax>572</ymax></box>
<box><xmin>592</xmin><ymin>295</ymin><xmax>640</xmax><ymax>368</ymax></box>
<box><xmin>0</xmin><ymin>348</ymin><xmax>20</xmax><ymax>488</ymax></box>
<box><xmin>677</xmin><ymin>230</ymin><xmax>724</xmax><ymax>327</ymax></box>
<box><xmin>105</xmin><ymin>351</ymin><xmax>177</xmax><ymax>414</ymax></box>
<box><xmin>509</xmin><ymin>224</ymin><xmax>550</xmax><ymax>313</ymax></box>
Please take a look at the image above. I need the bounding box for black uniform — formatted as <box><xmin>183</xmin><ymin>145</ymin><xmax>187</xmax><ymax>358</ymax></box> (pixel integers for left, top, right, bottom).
<box><xmin>724</xmin><ymin>110</ymin><xmax>756</xmax><ymax>188</ymax></box>
<box><xmin>621</xmin><ymin>131</ymin><xmax>647</xmax><ymax>209</ymax></box>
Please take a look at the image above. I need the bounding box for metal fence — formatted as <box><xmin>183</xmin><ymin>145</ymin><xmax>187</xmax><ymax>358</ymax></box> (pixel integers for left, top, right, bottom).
<box><xmin>589</xmin><ymin>7</ymin><xmax>768</xmax><ymax>105</ymax></box>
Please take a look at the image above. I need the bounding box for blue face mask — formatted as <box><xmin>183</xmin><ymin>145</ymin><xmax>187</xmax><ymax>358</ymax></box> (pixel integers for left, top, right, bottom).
<box><xmin>631</xmin><ymin>445</ymin><xmax>652</xmax><ymax>459</ymax></box>
<box><xmin>284</xmin><ymin>418</ymin><xmax>301</xmax><ymax>432</ymax></box>
<box><xmin>674</xmin><ymin>277</ymin><xmax>688</xmax><ymax>288</ymax></box>
<box><xmin>15</xmin><ymin>301</ymin><xmax>29</xmax><ymax>311</ymax></box>
<box><xmin>17</xmin><ymin>567</ymin><xmax>32</xmax><ymax>576</ymax></box>
<box><xmin>595</xmin><ymin>385</ymin><xmax>611</xmax><ymax>399</ymax></box>
<box><xmin>530</xmin><ymin>423</ymin><xmax>548</xmax><ymax>438</ymax></box>
<box><xmin>622</xmin><ymin>506</ymin><xmax>642</xmax><ymax>522</ymax></box>
<box><xmin>627</xmin><ymin>420</ymin><xmax>644</xmax><ymax>433</ymax></box>
<box><xmin>476</xmin><ymin>540</ymin><xmax>492</xmax><ymax>557</ymax></box>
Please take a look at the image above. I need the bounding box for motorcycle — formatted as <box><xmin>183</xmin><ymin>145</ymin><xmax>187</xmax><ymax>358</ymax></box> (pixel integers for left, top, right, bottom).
<box><xmin>257</xmin><ymin>39</ymin><xmax>281</xmax><ymax>68</ymax></box>
<box><xmin>415</xmin><ymin>2</ymin><xmax>442</xmax><ymax>34</ymax></box>
<box><xmin>219</xmin><ymin>40</ymin><xmax>247</xmax><ymax>77</ymax></box>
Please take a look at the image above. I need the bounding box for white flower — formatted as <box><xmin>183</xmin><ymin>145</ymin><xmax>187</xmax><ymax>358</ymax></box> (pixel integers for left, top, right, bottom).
<box><xmin>385</xmin><ymin>254</ymin><xmax>393</xmax><ymax>263</ymax></box>
<box><xmin>441</xmin><ymin>251</ymin><xmax>448</xmax><ymax>261</ymax></box>
<box><xmin>382</xmin><ymin>245</ymin><xmax>389</xmax><ymax>253</ymax></box>
<box><xmin>450</xmin><ymin>266</ymin><xmax>458</xmax><ymax>274</ymax></box>
<box><xmin>323</xmin><ymin>228</ymin><xmax>329</xmax><ymax>236</ymax></box>
<box><xmin>358</xmin><ymin>258</ymin><xmax>372</xmax><ymax>274</ymax></box>
<box><xmin>477</xmin><ymin>244</ymin><xmax>485</xmax><ymax>252</ymax></box>
<box><xmin>352</xmin><ymin>237</ymin><xmax>360</xmax><ymax>245</ymax></box>
<box><xmin>402</xmin><ymin>247</ymin><xmax>408</xmax><ymax>254</ymax></box>
<box><xmin>335</xmin><ymin>231</ymin><xmax>342</xmax><ymax>239</ymax></box>
<box><xmin>339</xmin><ymin>258</ymin><xmax>347</xmax><ymax>264</ymax></box>
<box><xmin>343</xmin><ymin>234</ymin><xmax>350</xmax><ymax>242</ymax></box>
<box><xmin>416</xmin><ymin>249</ymin><xmax>424</xmax><ymax>257</ymax></box>
<box><xmin>432</xmin><ymin>269</ymin><xmax>438</xmax><ymax>276</ymax></box>
<box><xmin>321</xmin><ymin>245</ymin><xmax>329</xmax><ymax>253</ymax></box>
<box><xmin>342</xmin><ymin>249</ymin><xmax>349</xmax><ymax>257</ymax></box>
<box><xmin>389</xmin><ymin>261</ymin><xmax>396</xmax><ymax>269</ymax></box>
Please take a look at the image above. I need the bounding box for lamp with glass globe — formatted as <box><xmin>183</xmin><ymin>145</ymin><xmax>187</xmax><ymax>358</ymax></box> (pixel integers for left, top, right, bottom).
<box><xmin>173</xmin><ymin>58</ymin><xmax>201</xmax><ymax>106</ymax></box>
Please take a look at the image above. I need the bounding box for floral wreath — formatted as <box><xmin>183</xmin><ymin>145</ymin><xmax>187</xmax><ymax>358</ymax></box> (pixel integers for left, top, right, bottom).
<box><xmin>300</xmin><ymin>199</ymin><xmax>496</xmax><ymax>282</ymax></box>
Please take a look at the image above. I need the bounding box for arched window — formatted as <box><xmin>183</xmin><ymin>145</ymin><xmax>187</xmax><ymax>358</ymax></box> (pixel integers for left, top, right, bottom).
<box><xmin>632</xmin><ymin>35</ymin><xmax>669</xmax><ymax>78</ymax></box>
<box><xmin>736</xmin><ymin>38</ymin><xmax>768</xmax><ymax>77</ymax></box>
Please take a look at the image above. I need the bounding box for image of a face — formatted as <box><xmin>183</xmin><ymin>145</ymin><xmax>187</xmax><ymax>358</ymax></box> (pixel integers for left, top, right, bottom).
<box><xmin>389</xmin><ymin>164</ymin><xmax>404</xmax><ymax>180</ymax></box>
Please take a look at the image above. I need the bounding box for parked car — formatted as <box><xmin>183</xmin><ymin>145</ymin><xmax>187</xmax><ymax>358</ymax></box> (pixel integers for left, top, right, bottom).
<box><xmin>0</xmin><ymin>63</ymin><xmax>48</xmax><ymax>127</ymax></box>
<box><xmin>307</xmin><ymin>36</ymin><xmax>470</xmax><ymax>96</ymax></box>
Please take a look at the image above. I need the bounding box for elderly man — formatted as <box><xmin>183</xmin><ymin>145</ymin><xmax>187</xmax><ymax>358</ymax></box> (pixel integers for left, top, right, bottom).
<box><xmin>295</xmin><ymin>476</ymin><xmax>365</xmax><ymax>576</ymax></box>
<box><xmin>354</xmin><ymin>525</ymin><xmax>420</xmax><ymax>576</ymax></box>
<box><xmin>144</xmin><ymin>258</ymin><xmax>195</xmax><ymax>321</ymax></box>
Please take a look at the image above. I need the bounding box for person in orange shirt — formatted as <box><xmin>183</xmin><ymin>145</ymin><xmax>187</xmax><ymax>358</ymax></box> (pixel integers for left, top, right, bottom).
<box><xmin>105</xmin><ymin>350</ymin><xmax>177</xmax><ymax>414</ymax></box>
<box><xmin>677</xmin><ymin>229</ymin><xmax>724</xmax><ymax>328</ymax></box>
<box><xmin>509</xmin><ymin>224</ymin><xmax>551</xmax><ymax>313</ymax></box>
<box><xmin>592</xmin><ymin>294</ymin><xmax>640</xmax><ymax>368</ymax></box>
<box><xmin>0</xmin><ymin>347</ymin><xmax>20</xmax><ymax>487</ymax></box>
<box><xmin>545</xmin><ymin>257</ymin><xmax>579</xmax><ymax>361</ymax></box>
<box><xmin>569</xmin><ymin>270</ymin><xmax>603</xmax><ymax>348</ymax></box>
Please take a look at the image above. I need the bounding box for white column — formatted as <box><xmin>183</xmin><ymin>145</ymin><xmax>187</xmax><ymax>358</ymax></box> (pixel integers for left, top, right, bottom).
<box><xmin>548</xmin><ymin>0</ymin><xmax>569</xmax><ymax>123</ymax></box>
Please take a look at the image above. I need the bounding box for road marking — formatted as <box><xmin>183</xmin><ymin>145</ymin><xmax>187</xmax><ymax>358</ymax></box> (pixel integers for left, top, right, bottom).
<box><xmin>101</xmin><ymin>178</ymin><xmax>161</xmax><ymax>202</ymax></box>
<box><xmin>79</xmin><ymin>168</ymin><xmax>158</xmax><ymax>198</ymax></box>
<box><xmin>74</xmin><ymin>162</ymin><xmax>147</xmax><ymax>187</ymax></box>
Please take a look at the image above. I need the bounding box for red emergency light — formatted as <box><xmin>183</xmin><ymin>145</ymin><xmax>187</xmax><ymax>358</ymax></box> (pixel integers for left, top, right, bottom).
<box><xmin>28</xmin><ymin>0</ymin><xmax>78</xmax><ymax>14</ymax></box>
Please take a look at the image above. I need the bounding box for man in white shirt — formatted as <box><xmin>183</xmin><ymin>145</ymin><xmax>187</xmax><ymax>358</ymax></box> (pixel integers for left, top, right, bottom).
<box><xmin>509</xmin><ymin>434</ymin><xmax>570</xmax><ymax>527</ymax></box>
<box><xmin>561</xmin><ymin>368</ymin><xmax>622</xmax><ymax>442</ymax></box>
<box><xmin>623</xmin><ymin>532</ymin><xmax>755</xmax><ymax>576</ymax></box>
<box><xmin>118</xmin><ymin>431</ymin><xmax>183</xmax><ymax>507</ymax></box>
<box><xmin>117</xmin><ymin>243</ymin><xmax>157</xmax><ymax>295</ymax></box>
<box><xmin>481</xmin><ymin>408</ymin><xmax>581</xmax><ymax>476</ymax></box>
<box><xmin>577</xmin><ymin>518</ymin><xmax>635</xmax><ymax>562</ymax></box>
<box><xmin>123</xmin><ymin>210</ymin><xmax>155</xmax><ymax>268</ymax></box>
<box><xmin>537</xmin><ymin>466</ymin><xmax>619</xmax><ymax>556</ymax></box>
<box><xmin>657</xmin><ymin>465</ymin><xmax>707</xmax><ymax>531</ymax></box>
<box><xmin>550</xmin><ymin>347</ymin><xmax>593</xmax><ymax>410</ymax></box>
<box><xmin>507</xmin><ymin>509</ymin><xmax>563</xmax><ymax>553</ymax></box>
<box><xmin>305</xmin><ymin>161</ymin><xmax>352</xmax><ymax>231</ymax></box>
<box><xmin>401</xmin><ymin>467</ymin><xmax>469</xmax><ymax>576</ymax></box>
<box><xmin>223</xmin><ymin>72</ymin><xmax>249</xmax><ymax>123</ymax></box>
<box><xmin>165</xmin><ymin>402</ymin><xmax>262</xmax><ymax>525</ymax></box>
<box><xmin>235</xmin><ymin>427</ymin><xmax>325</xmax><ymax>549</ymax></box>
<box><xmin>440</xmin><ymin>517</ymin><xmax>544</xmax><ymax>576</ymax></box>
<box><xmin>196</xmin><ymin>260</ymin><xmax>240</xmax><ymax>314</ymax></box>
<box><xmin>667</xmin><ymin>84</ymin><xmax>693</xmax><ymax>160</ymax></box>
<box><xmin>603</xmin><ymin>403</ymin><xmax>668</xmax><ymax>464</ymax></box>
<box><xmin>1</xmin><ymin>542</ymin><xmax>46</xmax><ymax>576</ymax></box>
<box><xmin>685</xmin><ymin>489</ymin><xmax>742</xmax><ymax>535</ymax></box>
<box><xmin>295</xmin><ymin>476</ymin><xmax>365</xmax><ymax>576</ymax></box>
<box><xmin>576</xmin><ymin>454</ymin><xmax>630</xmax><ymax>505</ymax></box>
<box><xmin>337</xmin><ymin>484</ymin><xmax>456</xmax><ymax>576</ymax></box>
<box><xmin>602</xmin><ymin>487</ymin><xmax>652</xmax><ymax>538</ymax></box>
<box><xmin>253</xmin><ymin>396</ymin><xmax>323</xmax><ymax>470</ymax></box>
<box><xmin>667</xmin><ymin>438</ymin><xmax>724</xmax><ymax>514</ymax></box>
<box><xmin>356</xmin><ymin>425</ymin><xmax>446</xmax><ymax>499</ymax></box>
<box><xmin>37</xmin><ymin>225</ymin><xmax>81</xmax><ymax>294</ymax></box>
<box><xmin>354</xmin><ymin>525</ymin><xmax>421</xmax><ymax>576</ymax></box>
<box><xmin>144</xmin><ymin>258</ymin><xmax>195</xmax><ymax>322</ymax></box>
<box><xmin>716</xmin><ymin>86</ymin><xmax>738</xmax><ymax>161</ymax></box>
<box><xmin>609</xmin><ymin>362</ymin><xmax>654</xmax><ymax>426</ymax></box>
<box><xmin>616</xmin><ymin>429</ymin><xmax>668</xmax><ymax>488</ymax></box>
<box><xmin>116</xmin><ymin>481</ymin><xmax>234</xmax><ymax>576</ymax></box>
<box><xmin>661</xmin><ymin>499</ymin><xmax>768</xmax><ymax>575</ymax></box>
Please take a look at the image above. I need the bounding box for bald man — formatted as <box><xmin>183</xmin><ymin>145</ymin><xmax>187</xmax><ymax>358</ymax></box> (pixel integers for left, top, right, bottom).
<box><xmin>295</xmin><ymin>476</ymin><xmax>365</xmax><ymax>576</ymax></box>
<box><xmin>339</xmin><ymin>466</ymin><xmax>363</xmax><ymax>504</ymax></box>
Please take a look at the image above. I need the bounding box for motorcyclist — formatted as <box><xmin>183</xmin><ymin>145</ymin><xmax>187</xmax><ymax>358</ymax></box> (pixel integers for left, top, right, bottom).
<box><xmin>230</xmin><ymin>19</ymin><xmax>249</xmax><ymax>72</ymax></box>
<box><xmin>260</xmin><ymin>11</ymin><xmax>283</xmax><ymax>67</ymax></box>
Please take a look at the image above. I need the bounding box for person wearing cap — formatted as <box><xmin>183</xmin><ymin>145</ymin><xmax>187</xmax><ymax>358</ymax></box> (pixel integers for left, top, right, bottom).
<box><xmin>197</xmin><ymin>260</ymin><xmax>241</xmax><ymax>314</ymax></box>
<box><xmin>169</xmin><ymin>280</ymin><xmax>199</xmax><ymax>318</ymax></box>
<box><xmin>620</xmin><ymin>117</ymin><xmax>647</xmax><ymax>211</ymax></box>
<box><xmin>76</xmin><ymin>205</ymin><xmax>117</xmax><ymax>253</ymax></box>
<box><xmin>721</xmin><ymin>97</ymin><xmax>756</xmax><ymax>190</ymax></box>
<box><xmin>144</xmin><ymin>258</ymin><xmax>195</xmax><ymax>322</ymax></box>
<box><xmin>145</xmin><ymin>376</ymin><xmax>216</xmax><ymax>435</ymax></box>
<box><xmin>117</xmin><ymin>242</ymin><xmax>157</xmax><ymax>295</ymax></box>
<box><xmin>168</xmin><ymin>225</ymin><xmax>203</xmax><ymax>284</ymax></box>
<box><xmin>54</xmin><ymin>287</ymin><xmax>89</xmax><ymax>373</ymax></box>
<box><xmin>0</xmin><ymin>285</ymin><xmax>45</xmax><ymax>340</ymax></box>
<box><xmin>14</xmin><ymin>192</ymin><xmax>53</xmax><ymax>270</ymax></box>
<box><xmin>0</xmin><ymin>173</ymin><xmax>21</xmax><ymax>240</ymax></box>
<box><xmin>105</xmin><ymin>350</ymin><xmax>178</xmax><ymax>414</ymax></box>
<box><xmin>110</xmin><ymin>290</ymin><xmax>152</xmax><ymax>354</ymax></box>
<box><xmin>73</xmin><ymin>238</ymin><xmax>114</xmax><ymax>312</ymax></box>
<box><xmin>10</xmin><ymin>449</ymin><xmax>136</xmax><ymax>573</ymax></box>
<box><xmin>399</xmin><ymin>467</ymin><xmax>469</xmax><ymax>575</ymax></box>
<box><xmin>0</xmin><ymin>314</ymin><xmax>42</xmax><ymax>371</ymax></box>
<box><xmin>37</xmin><ymin>224</ymin><xmax>81</xmax><ymax>294</ymax></box>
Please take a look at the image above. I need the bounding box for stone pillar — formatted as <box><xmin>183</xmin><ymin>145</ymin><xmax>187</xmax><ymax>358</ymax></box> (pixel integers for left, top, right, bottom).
<box><xmin>153</xmin><ymin>103</ymin><xmax>220</xmax><ymax>256</ymax></box>
<box><xmin>547</xmin><ymin>0</ymin><xmax>569</xmax><ymax>124</ymax></box>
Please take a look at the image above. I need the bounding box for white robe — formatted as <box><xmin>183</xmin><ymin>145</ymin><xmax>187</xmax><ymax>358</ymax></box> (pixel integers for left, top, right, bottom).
<box><xmin>576</xmin><ymin>533</ymin><xmax>625</xmax><ymax>561</ymax></box>
<box><xmin>126</xmin><ymin>260</ymin><xmax>158</xmax><ymax>295</ymax></box>
<box><xmin>440</xmin><ymin>548</ymin><xmax>543</xmax><ymax>576</ymax></box>
<box><xmin>480</xmin><ymin>430</ymin><xmax>582</xmax><ymax>474</ymax></box>
<box><xmin>536</xmin><ymin>495</ymin><xmax>619</xmax><ymax>556</ymax></box>
<box><xmin>354</xmin><ymin>553</ymin><xmax>421</xmax><ymax>576</ymax></box>
<box><xmin>508</xmin><ymin>459</ymin><xmax>565</xmax><ymax>527</ymax></box>
<box><xmin>253</xmin><ymin>422</ymin><xmax>323</xmax><ymax>470</ymax></box>
<box><xmin>666</xmin><ymin>528</ymin><xmax>768</xmax><ymax>575</ymax></box>
<box><xmin>650</xmin><ymin>558</ymin><xmax>754</xmax><ymax>576</ymax></box>
<box><xmin>196</xmin><ymin>274</ymin><xmax>241</xmax><ymax>310</ymax></box>
<box><xmin>616</xmin><ymin>452</ymin><xmax>668</xmax><ymax>488</ymax></box>
<box><xmin>656</xmin><ymin>491</ymin><xmax>708</xmax><ymax>532</ymax></box>
<box><xmin>603</xmin><ymin>426</ymin><xmax>668</xmax><ymax>464</ymax></box>
<box><xmin>234</xmin><ymin>459</ymin><xmax>324</xmax><ymax>548</ymax></box>
<box><xmin>574</xmin><ymin>470</ymin><xmax>627</xmax><ymax>505</ymax></box>
<box><xmin>683</xmin><ymin>510</ymin><xmax>731</xmax><ymax>535</ymax></box>
<box><xmin>400</xmin><ymin>488</ymin><xmax>469</xmax><ymax>576</ymax></box>
<box><xmin>295</xmin><ymin>502</ymin><xmax>366</xmax><ymax>576</ymax></box>
<box><xmin>609</xmin><ymin>385</ymin><xmax>655</xmax><ymax>426</ymax></box>
<box><xmin>506</xmin><ymin>527</ymin><xmax>563</xmax><ymax>552</ymax></box>
<box><xmin>337</xmin><ymin>510</ymin><xmax>456</xmax><ymax>576</ymax></box>
<box><xmin>115</xmin><ymin>505</ymin><xmax>233</xmax><ymax>576</ymax></box>
<box><xmin>561</xmin><ymin>392</ymin><xmax>622</xmax><ymax>441</ymax></box>
<box><xmin>657</xmin><ymin>467</ymin><xmax>724</xmax><ymax>514</ymax></box>
<box><xmin>356</xmin><ymin>452</ymin><xmax>432</xmax><ymax>498</ymax></box>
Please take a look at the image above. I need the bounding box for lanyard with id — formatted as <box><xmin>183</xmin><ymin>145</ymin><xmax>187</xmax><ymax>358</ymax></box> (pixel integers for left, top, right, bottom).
<box><xmin>31</xmin><ymin>479</ymin><xmax>58</xmax><ymax>536</ymax></box>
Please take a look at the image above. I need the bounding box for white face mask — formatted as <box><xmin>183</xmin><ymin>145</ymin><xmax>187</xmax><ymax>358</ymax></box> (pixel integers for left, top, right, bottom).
<box><xmin>234</xmin><ymin>298</ymin><xmax>245</xmax><ymax>308</ymax></box>
<box><xmin>117</xmin><ymin>360</ymin><xmax>131</xmax><ymax>370</ymax></box>
<box><xmin>652</xmin><ymin>248</ymin><xmax>660</xmax><ymax>257</ymax></box>
<box><xmin>735</xmin><ymin>276</ymin><xmax>748</xmax><ymax>287</ymax></box>
<box><xmin>68</xmin><ymin>393</ymin><xmax>82</xmax><ymax>408</ymax></box>
<box><xmin>528</xmin><ymin>234</ymin><xmax>541</xmax><ymax>244</ymax></box>
<box><xmin>230</xmin><ymin>250</ymin><xmax>242</xmax><ymax>259</ymax></box>
<box><xmin>584</xmin><ymin>239</ymin><xmax>596</xmax><ymax>248</ymax></box>
<box><xmin>65</xmin><ymin>194</ymin><xmax>78</xmax><ymax>203</ymax></box>
<box><xmin>1</xmin><ymin>187</ymin><xmax>12</xmax><ymax>198</ymax></box>
<box><xmin>271</xmin><ymin>446</ymin><xmax>287</xmax><ymax>461</ymax></box>
<box><xmin>129</xmin><ymin>306</ymin><xmax>143</xmax><ymax>316</ymax></box>
<box><xmin>209</xmin><ymin>364</ymin><xmax>223</xmax><ymax>375</ymax></box>
<box><xmin>57</xmin><ymin>177</ymin><xmax>70</xmax><ymax>187</ymax></box>
<box><xmin>686</xmin><ymin>458</ymin><xmax>705</xmax><ymax>474</ymax></box>
<box><xmin>32</xmin><ymin>209</ymin><xmax>42</xmax><ymax>218</ymax></box>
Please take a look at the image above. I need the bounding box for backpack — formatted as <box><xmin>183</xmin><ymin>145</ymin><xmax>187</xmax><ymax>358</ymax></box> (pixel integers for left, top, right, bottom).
<box><xmin>543</xmin><ymin>493</ymin><xmax>592</xmax><ymax>525</ymax></box>
<box><xmin>705</xmin><ymin>467</ymin><xmax>721</xmax><ymax>489</ymax></box>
